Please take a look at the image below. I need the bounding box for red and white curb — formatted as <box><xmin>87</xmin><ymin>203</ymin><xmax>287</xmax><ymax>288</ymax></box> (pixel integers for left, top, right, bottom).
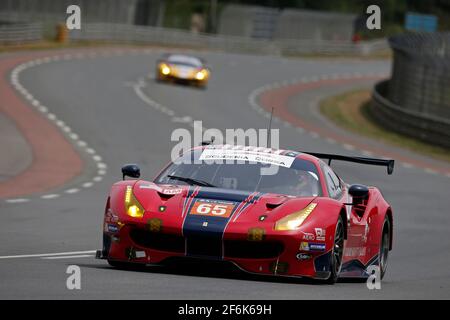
<box><xmin>248</xmin><ymin>73</ymin><xmax>450</xmax><ymax>178</ymax></box>
<box><xmin>3</xmin><ymin>47</ymin><xmax>209</xmax><ymax>204</ymax></box>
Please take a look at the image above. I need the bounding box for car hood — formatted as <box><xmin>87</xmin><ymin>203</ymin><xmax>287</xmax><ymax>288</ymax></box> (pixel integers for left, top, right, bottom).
<box><xmin>132</xmin><ymin>181</ymin><xmax>317</xmax><ymax>225</ymax></box>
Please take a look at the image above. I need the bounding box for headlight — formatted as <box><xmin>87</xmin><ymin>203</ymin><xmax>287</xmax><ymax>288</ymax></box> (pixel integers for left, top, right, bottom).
<box><xmin>124</xmin><ymin>185</ymin><xmax>145</xmax><ymax>218</ymax></box>
<box><xmin>159</xmin><ymin>63</ymin><xmax>171</xmax><ymax>75</ymax></box>
<box><xmin>274</xmin><ymin>203</ymin><xmax>317</xmax><ymax>231</ymax></box>
<box><xmin>195</xmin><ymin>69</ymin><xmax>208</xmax><ymax>80</ymax></box>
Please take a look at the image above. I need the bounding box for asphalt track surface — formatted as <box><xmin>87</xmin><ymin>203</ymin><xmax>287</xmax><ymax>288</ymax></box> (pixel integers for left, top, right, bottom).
<box><xmin>0</xmin><ymin>48</ymin><xmax>449</xmax><ymax>299</ymax></box>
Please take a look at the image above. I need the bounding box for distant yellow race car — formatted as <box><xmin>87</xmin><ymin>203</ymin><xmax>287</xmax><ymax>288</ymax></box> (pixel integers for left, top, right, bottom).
<box><xmin>156</xmin><ymin>54</ymin><xmax>210</xmax><ymax>88</ymax></box>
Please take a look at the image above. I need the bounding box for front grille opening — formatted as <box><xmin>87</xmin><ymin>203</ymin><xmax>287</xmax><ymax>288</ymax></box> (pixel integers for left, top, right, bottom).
<box><xmin>129</xmin><ymin>229</ymin><xmax>184</xmax><ymax>253</ymax></box>
<box><xmin>186</xmin><ymin>236</ymin><xmax>222</xmax><ymax>258</ymax></box>
<box><xmin>224</xmin><ymin>240</ymin><xmax>284</xmax><ymax>259</ymax></box>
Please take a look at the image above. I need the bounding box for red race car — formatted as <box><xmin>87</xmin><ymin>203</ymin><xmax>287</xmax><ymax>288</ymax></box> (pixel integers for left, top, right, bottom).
<box><xmin>96</xmin><ymin>145</ymin><xmax>394</xmax><ymax>284</ymax></box>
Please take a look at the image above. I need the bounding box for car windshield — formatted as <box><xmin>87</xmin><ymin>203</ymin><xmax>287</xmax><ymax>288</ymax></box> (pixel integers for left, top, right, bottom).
<box><xmin>167</xmin><ymin>55</ymin><xmax>202</xmax><ymax>67</ymax></box>
<box><xmin>155</xmin><ymin>149</ymin><xmax>322</xmax><ymax>197</ymax></box>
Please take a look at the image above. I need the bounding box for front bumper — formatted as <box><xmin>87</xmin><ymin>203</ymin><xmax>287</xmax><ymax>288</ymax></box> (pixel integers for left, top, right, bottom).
<box><xmin>100</xmin><ymin>221</ymin><xmax>333</xmax><ymax>280</ymax></box>
<box><xmin>156</xmin><ymin>71</ymin><xmax>208</xmax><ymax>85</ymax></box>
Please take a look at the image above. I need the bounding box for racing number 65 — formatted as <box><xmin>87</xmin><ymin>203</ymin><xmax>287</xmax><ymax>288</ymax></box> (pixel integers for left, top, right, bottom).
<box><xmin>191</xmin><ymin>201</ymin><xmax>234</xmax><ymax>218</ymax></box>
<box><xmin>196</xmin><ymin>203</ymin><xmax>227</xmax><ymax>215</ymax></box>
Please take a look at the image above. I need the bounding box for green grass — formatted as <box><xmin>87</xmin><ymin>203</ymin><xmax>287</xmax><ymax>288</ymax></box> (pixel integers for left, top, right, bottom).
<box><xmin>320</xmin><ymin>89</ymin><xmax>450</xmax><ymax>163</ymax></box>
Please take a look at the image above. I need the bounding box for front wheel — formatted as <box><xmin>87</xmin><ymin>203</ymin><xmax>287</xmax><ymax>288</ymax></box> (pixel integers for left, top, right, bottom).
<box><xmin>325</xmin><ymin>216</ymin><xmax>345</xmax><ymax>284</ymax></box>
<box><xmin>379</xmin><ymin>217</ymin><xmax>391</xmax><ymax>280</ymax></box>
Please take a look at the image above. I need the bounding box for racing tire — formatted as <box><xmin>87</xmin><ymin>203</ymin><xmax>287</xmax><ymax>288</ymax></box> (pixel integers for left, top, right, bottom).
<box><xmin>379</xmin><ymin>216</ymin><xmax>391</xmax><ymax>280</ymax></box>
<box><xmin>325</xmin><ymin>216</ymin><xmax>344</xmax><ymax>284</ymax></box>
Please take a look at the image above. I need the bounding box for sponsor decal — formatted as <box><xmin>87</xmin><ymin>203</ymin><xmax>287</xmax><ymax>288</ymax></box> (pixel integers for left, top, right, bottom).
<box><xmin>299</xmin><ymin>241</ymin><xmax>326</xmax><ymax>252</ymax></box>
<box><xmin>309</xmin><ymin>243</ymin><xmax>326</xmax><ymax>251</ymax></box>
<box><xmin>344</xmin><ymin>246</ymin><xmax>367</xmax><ymax>257</ymax></box>
<box><xmin>301</xmin><ymin>231</ymin><xmax>315</xmax><ymax>241</ymax></box>
<box><xmin>107</xmin><ymin>224</ymin><xmax>119</xmax><ymax>233</ymax></box>
<box><xmin>147</xmin><ymin>218</ymin><xmax>162</xmax><ymax>232</ymax></box>
<box><xmin>300</xmin><ymin>242</ymin><xmax>309</xmax><ymax>251</ymax></box>
<box><xmin>248</xmin><ymin>228</ymin><xmax>265</xmax><ymax>241</ymax></box>
<box><xmin>161</xmin><ymin>188</ymin><xmax>183</xmax><ymax>195</ymax></box>
<box><xmin>296</xmin><ymin>253</ymin><xmax>312</xmax><ymax>261</ymax></box>
<box><xmin>139</xmin><ymin>184</ymin><xmax>182</xmax><ymax>195</ymax></box>
<box><xmin>199</xmin><ymin>148</ymin><xmax>295</xmax><ymax>168</ymax></box>
<box><xmin>314</xmin><ymin>228</ymin><xmax>326</xmax><ymax>241</ymax></box>
<box><xmin>189</xmin><ymin>199</ymin><xmax>235</xmax><ymax>218</ymax></box>
<box><xmin>135</xmin><ymin>251</ymin><xmax>146</xmax><ymax>258</ymax></box>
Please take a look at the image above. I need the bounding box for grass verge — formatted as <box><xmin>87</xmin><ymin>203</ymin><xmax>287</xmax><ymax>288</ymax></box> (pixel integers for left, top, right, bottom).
<box><xmin>319</xmin><ymin>89</ymin><xmax>450</xmax><ymax>163</ymax></box>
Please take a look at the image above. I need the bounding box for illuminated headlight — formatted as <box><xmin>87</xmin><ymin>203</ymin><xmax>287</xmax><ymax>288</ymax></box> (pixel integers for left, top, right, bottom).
<box><xmin>274</xmin><ymin>203</ymin><xmax>317</xmax><ymax>231</ymax></box>
<box><xmin>195</xmin><ymin>69</ymin><xmax>208</xmax><ymax>80</ymax></box>
<box><xmin>124</xmin><ymin>185</ymin><xmax>144</xmax><ymax>218</ymax></box>
<box><xmin>159</xmin><ymin>63</ymin><xmax>171</xmax><ymax>75</ymax></box>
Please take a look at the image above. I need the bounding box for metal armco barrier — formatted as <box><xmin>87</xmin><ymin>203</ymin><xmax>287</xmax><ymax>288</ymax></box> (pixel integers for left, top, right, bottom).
<box><xmin>370</xmin><ymin>80</ymin><xmax>450</xmax><ymax>149</ymax></box>
<box><xmin>388</xmin><ymin>33</ymin><xmax>450</xmax><ymax>121</ymax></box>
<box><xmin>68</xmin><ymin>23</ymin><xmax>387</xmax><ymax>56</ymax></box>
<box><xmin>0</xmin><ymin>23</ymin><xmax>42</xmax><ymax>44</ymax></box>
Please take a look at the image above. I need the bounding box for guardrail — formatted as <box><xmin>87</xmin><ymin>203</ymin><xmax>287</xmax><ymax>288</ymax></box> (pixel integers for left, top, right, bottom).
<box><xmin>388</xmin><ymin>32</ymin><xmax>450</xmax><ymax>121</ymax></box>
<box><xmin>69</xmin><ymin>23</ymin><xmax>388</xmax><ymax>56</ymax></box>
<box><xmin>0</xmin><ymin>21</ymin><xmax>388</xmax><ymax>56</ymax></box>
<box><xmin>0</xmin><ymin>23</ymin><xmax>43</xmax><ymax>44</ymax></box>
<box><xmin>370</xmin><ymin>80</ymin><xmax>450</xmax><ymax>149</ymax></box>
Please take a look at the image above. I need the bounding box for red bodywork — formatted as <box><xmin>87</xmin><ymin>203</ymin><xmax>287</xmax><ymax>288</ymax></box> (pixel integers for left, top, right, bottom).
<box><xmin>100</xmin><ymin>149</ymin><xmax>393</xmax><ymax>280</ymax></box>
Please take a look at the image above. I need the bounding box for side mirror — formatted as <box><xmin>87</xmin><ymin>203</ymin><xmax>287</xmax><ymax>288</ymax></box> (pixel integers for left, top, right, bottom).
<box><xmin>349</xmin><ymin>184</ymin><xmax>369</xmax><ymax>205</ymax></box>
<box><xmin>121</xmin><ymin>164</ymin><xmax>140</xmax><ymax>180</ymax></box>
<box><xmin>348</xmin><ymin>184</ymin><xmax>369</xmax><ymax>217</ymax></box>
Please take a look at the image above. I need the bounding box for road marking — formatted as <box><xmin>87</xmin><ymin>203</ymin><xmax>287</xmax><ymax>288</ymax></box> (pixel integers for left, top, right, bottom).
<box><xmin>343</xmin><ymin>143</ymin><xmax>355</xmax><ymax>151</ymax></box>
<box><xmin>40</xmin><ymin>194</ymin><xmax>60</xmax><ymax>199</ymax></box>
<box><xmin>5</xmin><ymin>198</ymin><xmax>30</xmax><ymax>204</ymax></box>
<box><xmin>401</xmin><ymin>162</ymin><xmax>414</xmax><ymax>169</ymax></box>
<box><xmin>5</xmin><ymin>52</ymin><xmax>109</xmax><ymax>204</ymax></box>
<box><xmin>0</xmin><ymin>250</ymin><xmax>96</xmax><ymax>259</ymax></box>
<box><xmin>41</xmin><ymin>254</ymin><xmax>94</xmax><ymax>260</ymax></box>
<box><xmin>65</xmin><ymin>188</ymin><xmax>80</xmax><ymax>194</ymax></box>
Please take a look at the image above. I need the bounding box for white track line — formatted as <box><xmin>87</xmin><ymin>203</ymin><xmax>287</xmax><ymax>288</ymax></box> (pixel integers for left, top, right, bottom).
<box><xmin>41</xmin><ymin>254</ymin><xmax>94</xmax><ymax>260</ymax></box>
<box><xmin>5</xmin><ymin>198</ymin><xmax>30</xmax><ymax>204</ymax></box>
<box><xmin>0</xmin><ymin>250</ymin><xmax>96</xmax><ymax>260</ymax></box>
<box><xmin>4</xmin><ymin>52</ymin><xmax>113</xmax><ymax>204</ymax></box>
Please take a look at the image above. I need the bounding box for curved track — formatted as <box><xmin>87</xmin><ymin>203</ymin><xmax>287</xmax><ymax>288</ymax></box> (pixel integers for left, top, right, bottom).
<box><xmin>1</xmin><ymin>48</ymin><xmax>449</xmax><ymax>299</ymax></box>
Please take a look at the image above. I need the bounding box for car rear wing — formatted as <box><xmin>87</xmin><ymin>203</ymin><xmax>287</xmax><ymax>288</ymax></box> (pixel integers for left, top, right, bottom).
<box><xmin>301</xmin><ymin>151</ymin><xmax>395</xmax><ymax>175</ymax></box>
